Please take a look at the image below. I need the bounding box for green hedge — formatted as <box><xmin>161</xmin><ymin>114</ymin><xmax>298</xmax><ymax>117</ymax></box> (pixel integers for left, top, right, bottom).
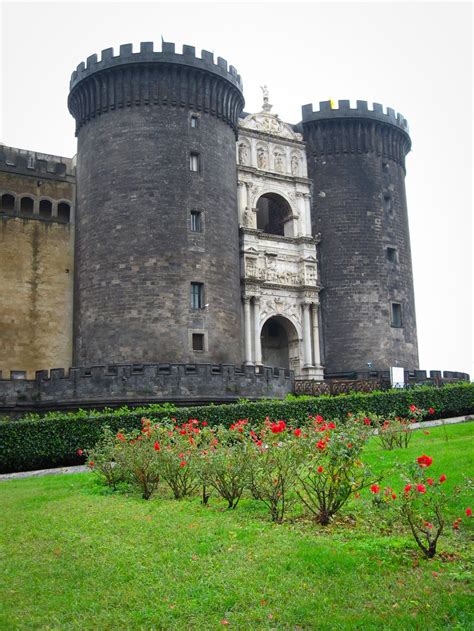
<box><xmin>1</xmin><ymin>383</ymin><xmax>472</xmax><ymax>474</ymax></box>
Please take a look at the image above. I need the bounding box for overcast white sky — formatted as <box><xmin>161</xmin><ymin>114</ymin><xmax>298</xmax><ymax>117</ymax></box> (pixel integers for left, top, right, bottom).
<box><xmin>1</xmin><ymin>0</ymin><xmax>472</xmax><ymax>377</ymax></box>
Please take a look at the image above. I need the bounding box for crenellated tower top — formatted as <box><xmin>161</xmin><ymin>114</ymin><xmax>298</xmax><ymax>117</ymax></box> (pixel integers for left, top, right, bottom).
<box><xmin>68</xmin><ymin>41</ymin><xmax>245</xmax><ymax>136</ymax></box>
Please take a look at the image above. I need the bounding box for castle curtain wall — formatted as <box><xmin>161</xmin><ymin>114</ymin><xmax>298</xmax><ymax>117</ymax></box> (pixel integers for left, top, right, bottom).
<box><xmin>0</xmin><ymin>164</ymin><xmax>75</xmax><ymax>377</ymax></box>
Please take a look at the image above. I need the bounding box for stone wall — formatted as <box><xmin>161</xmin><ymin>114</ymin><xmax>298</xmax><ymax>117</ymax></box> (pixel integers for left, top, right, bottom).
<box><xmin>0</xmin><ymin>150</ymin><xmax>75</xmax><ymax>377</ymax></box>
<box><xmin>0</xmin><ymin>364</ymin><xmax>293</xmax><ymax>414</ymax></box>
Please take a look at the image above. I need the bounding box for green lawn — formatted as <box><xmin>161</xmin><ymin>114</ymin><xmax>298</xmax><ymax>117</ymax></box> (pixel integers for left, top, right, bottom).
<box><xmin>1</xmin><ymin>423</ymin><xmax>473</xmax><ymax>630</ymax></box>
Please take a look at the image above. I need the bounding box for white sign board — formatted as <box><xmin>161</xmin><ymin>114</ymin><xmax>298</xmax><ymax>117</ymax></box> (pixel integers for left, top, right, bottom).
<box><xmin>390</xmin><ymin>366</ymin><xmax>405</xmax><ymax>388</ymax></box>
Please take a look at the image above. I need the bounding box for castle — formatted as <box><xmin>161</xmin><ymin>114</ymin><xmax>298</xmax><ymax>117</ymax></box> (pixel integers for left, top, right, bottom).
<box><xmin>1</xmin><ymin>41</ymin><xmax>465</xmax><ymax>412</ymax></box>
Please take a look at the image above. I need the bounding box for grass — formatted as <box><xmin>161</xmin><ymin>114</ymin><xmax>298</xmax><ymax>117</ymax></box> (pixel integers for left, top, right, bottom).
<box><xmin>0</xmin><ymin>423</ymin><xmax>473</xmax><ymax>630</ymax></box>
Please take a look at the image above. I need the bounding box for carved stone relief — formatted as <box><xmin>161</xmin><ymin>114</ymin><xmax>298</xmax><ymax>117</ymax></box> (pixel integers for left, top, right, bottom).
<box><xmin>291</xmin><ymin>155</ymin><xmax>300</xmax><ymax>176</ymax></box>
<box><xmin>238</xmin><ymin>143</ymin><xmax>249</xmax><ymax>166</ymax></box>
<box><xmin>257</xmin><ymin>147</ymin><xmax>267</xmax><ymax>170</ymax></box>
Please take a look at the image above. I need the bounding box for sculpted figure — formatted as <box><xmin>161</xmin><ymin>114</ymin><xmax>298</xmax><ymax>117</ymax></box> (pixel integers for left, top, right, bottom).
<box><xmin>257</xmin><ymin>147</ymin><xmax>267</xmax><ymax>169</ymax></box>
<box><xmin>291</xmin><ymin>155</ymin><xmax>300</xmax><ymax>176</ymax></box>
<box><xmin>238</xmin><ymin>143</ymin><xmax>248</xmax><ymax>166</ymax></box>
<box><xmin>274</xmin><ymin>152</ymin><xmax>284</xmax><ymax>173</ymax></box>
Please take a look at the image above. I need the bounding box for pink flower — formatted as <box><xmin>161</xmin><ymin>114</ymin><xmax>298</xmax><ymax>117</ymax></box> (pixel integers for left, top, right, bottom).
<box><xmin>76</xmin><ymin>449</ymin><xmax>83</xmax><ymax>456</ymax></box>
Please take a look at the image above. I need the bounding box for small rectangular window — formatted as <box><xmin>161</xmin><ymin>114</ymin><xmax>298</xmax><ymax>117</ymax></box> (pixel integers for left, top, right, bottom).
<box><xmin>190</xmin><ymin>210</ymin><xmax>202</xmax><ymax>232</ymax></box>
<box><xmin>383</xmin><ymin>194</ymin><xmax>392</xmax><ymax>214</ymax></box>
<box><xmin>190</xmin><ymin>115</ymin><xmax>199</xmax><ymax>129</ymax></box>
<box><xmin>191</xmin><ymin>282</ymin><xmax>203</xmax><ymax>309</ymax></box>
<box><xmin>192</xmin><ymin>333</ymin><xmax>204</xmax><ymax>351</ymax></box>
<box><xmin>391</xmin><ymin>302</ymin><xmax>402</xmax><ymax>328</ymax></box>
<box><xmin>190</xmin><ymin>152</ymin><xmax>199</xmax><ymax>172</ymax></box>
<box><xmin>386</xmin><ymin>247</ymin><xmax>397</xmax><ymax>263</ymax></box>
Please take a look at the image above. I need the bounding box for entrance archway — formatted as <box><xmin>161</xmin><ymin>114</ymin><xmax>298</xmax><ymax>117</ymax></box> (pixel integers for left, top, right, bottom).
<box><xmin>256</xmin><ymin>193</ymin><xmax>293</xmax><ymax>237</ymax></box>
<box><xmin>261</xmin><ymin>315</ymin><xmax>299</xmax><ymax>370</ymax></box>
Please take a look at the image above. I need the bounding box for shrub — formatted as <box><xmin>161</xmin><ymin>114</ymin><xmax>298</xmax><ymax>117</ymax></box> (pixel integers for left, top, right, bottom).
<box><xmin>248</xmin><ymin>419</ymin><xmax>302</xmax><ymax>523</ymax></box>
<box><xmin>373</xmin><ymin>404</ymin><xmax>429</xmax><ymax>450</ymax></box>
<box><xmin>113</xmin><ymin>423</ymin><xmax>162</xmax><ymax>500</ymax></box>
<box><xmin>85</xmin><ymin>426</ymin><xmax>125</xmax><ymax>490</ymax></box>
<box><xmin>294</xmin><ymin>414</ymin><xmax>376</xmax><ymax>525</ymax></box>
<box><xmin>198</xmin><ymin>421</ymin><xmax>252</xmax><ymax>509</ymax></box>
<box><xmin>155</xmin><ymin>419</ymin><xmax>200</xmax><ymax>500</ymax></box>
<box><xmin>370</xmin><ymin>454</ymin><xmax>472</xmax><ymax>559</ymax></box>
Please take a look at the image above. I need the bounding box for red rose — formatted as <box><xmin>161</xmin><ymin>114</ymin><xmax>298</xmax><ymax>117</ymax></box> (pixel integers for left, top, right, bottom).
<box><xmin>202</xmin><ymin>421</ymin><xmax>208</xmax><ymax>426</ymax></box>
<box><xmin>428</xmin><ymin>407</ymin><xmax>435</xmax><ymax>415</ymax></box>
<box><xmin>416</xmin><ymin>454</ymin><xmax>433</xmax><ymax>468</ymax></box>
<box><xmin>327</xmin><ymin>422</ymin><xmax>336</xmax><ymax>429</ymax></box>
<box><xmin>391</xmin><ymin>493</ymin><xmax>397</xmax><ymax>500</ymax></box>
<box><xmin>317</xmin><ymin>466</ymin><xmax>324</xmax><ymax>473</ymax></box>
<box><xmin>363</xmin><ymin>417</ymin><xmax>371</xmax><ymax>426</ymax></box>
<box><xmin>404</xmin><ymin>484</ymin><xmax>412</xmax><ymax>493</ymax></box>
<box><xmin>426</xmin><ymin>478</ymin><xmax>434</xmax><ymax>486</ymax></box>
<box><xmin>409</xmin><ymin>404</ymin><xmax>417</xmax><ymax>412</ymax></box>
<box><xmin>116</xmin><ymin>432</ymin><xmax>125</xmax><ymax>442</ymax></box>
<box><xmin>316</xmin><ymin>439</ymin><xmax>326</xmax><ymax>451</ymax></box>
<box><xmin>466</xmin><ymin>507</ymin><xmax>472</xmax><ymax>517</ymax></box>
<box><xmin>294</xmin><ymin>428</ymin><xmax>302</xmax><ymax>437</ymax></box>
<box><xmin>370</xmin><ymin>484</ymin><xmax>380</xmax><ymax>494</ymax></box>
<box><xmin>88</xmin><ymin>460</ymin><xmax>95</xmax><ymax>468</ymax></box>
<box><xmin>315</xmin><ymin>415</ymin><xmax>324</xmax><ymax>424</ymax></box>
<box><xmin>179</xmin><ymin>460</ymin><xmax>186</xmax><ymax>468</ymax></box>
<box><xmin>179</xmin><ymin>429</ymin><xmax>187</xmax><ymax>435</ymax></box>
<box><xmin>154</xmin><ymin>442</ymin><xmax>160</xmax><ymax>451</ymax></box>
<box><xmin>417</xmin><ymin>484</ymin><xmax>426</xmax><ymax>494</ymax></box>
<box><xmin>76</xmin><ymin>449</ymin><xmax>83</xmax><ymax>456</ymax></box>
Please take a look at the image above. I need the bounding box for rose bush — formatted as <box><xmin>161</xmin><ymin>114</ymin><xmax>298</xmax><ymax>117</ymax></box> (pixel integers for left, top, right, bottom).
<box><xmin>294</xmin><ymin>414</ymin><xmax>376</xmax><ymax>525</ymax></box>
<box><xmin>370</xmin><ymin>453</ymin><xmax>456</xmax><ymax>558</ymax></box>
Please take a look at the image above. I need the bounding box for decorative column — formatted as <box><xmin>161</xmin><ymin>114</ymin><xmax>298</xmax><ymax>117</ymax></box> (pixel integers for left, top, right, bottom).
<box><xmin>302</xmin><ymin>303</ymin><xmax>313</xmax><ymax>367</ymax></box>
<box><xmin>311</xmin><ymin>303</ymin><xmax>322</xmax><ymax>367</ymax></box>
<box><xmin>246</xmin><ymin>182</ymin><xmax>252</xmax><ymax>211</ymax></box>
<box><xmin>253</xmin><ymin>296</ymin><xmax>262</xmax><ymax>365</ymax></box>
<box><xmin>303</xmin><ymin>194</ymin><xmax>312</xmax><ymax>236</ymax></box>
<box><xmin>243</xmin><ymin>297</ymin><xmax>253</xmax><ymax>365</ymax></box>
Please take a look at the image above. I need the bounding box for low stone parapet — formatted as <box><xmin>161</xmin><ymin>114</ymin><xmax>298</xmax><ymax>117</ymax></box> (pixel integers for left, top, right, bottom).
<box><xmin>0</xmin><ymin>363</ymin><xmax>293</xmax><ymax>415</ymax></box>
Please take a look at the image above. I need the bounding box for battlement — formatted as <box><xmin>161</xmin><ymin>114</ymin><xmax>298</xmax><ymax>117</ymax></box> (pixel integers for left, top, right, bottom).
<box><xmin>69</xmin><ymin>41</ymin><xmax>243</xmax><ymax>92</ymax></box>
<box><xmin>301</xmin><ymin>100</ymin><xmax>410</xmax><ymax>135</ymax></box>
<box><xmin>0</xmin><ymin>144</ymin><xmax>75</xmax><ymax>179</ymax></box>
<box><xmin>0</xmin><ymin>363</ymin><xmax>293</xmax><ymax>413</ymax></box>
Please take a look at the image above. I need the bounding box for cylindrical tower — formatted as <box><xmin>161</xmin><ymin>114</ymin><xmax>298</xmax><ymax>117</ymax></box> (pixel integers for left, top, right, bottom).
<box><xmin>302</xmin><ymin>100</ymin><xmax>419</xmax><ymax>373</ymax></box>
<box><xmin>68</xmin><ymin>42</ymin><xmax>245</xmax><ymax>366</ymax></box>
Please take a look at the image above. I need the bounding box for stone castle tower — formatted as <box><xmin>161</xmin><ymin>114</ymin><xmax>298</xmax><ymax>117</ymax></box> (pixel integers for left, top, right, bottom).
<box><xmin>302</xmin><ymin>101</ymin><xmax>418</xmax><ymax>373</ymax></box>
<box><xmin>2</xmin><ymin>40</ymin><xmax>449</xmax><ymax>412</ymax></box>
<box><xmin>68</xmin><ymin>42</ymin><xmax>244</xmax><ymax>367</ymax></box>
